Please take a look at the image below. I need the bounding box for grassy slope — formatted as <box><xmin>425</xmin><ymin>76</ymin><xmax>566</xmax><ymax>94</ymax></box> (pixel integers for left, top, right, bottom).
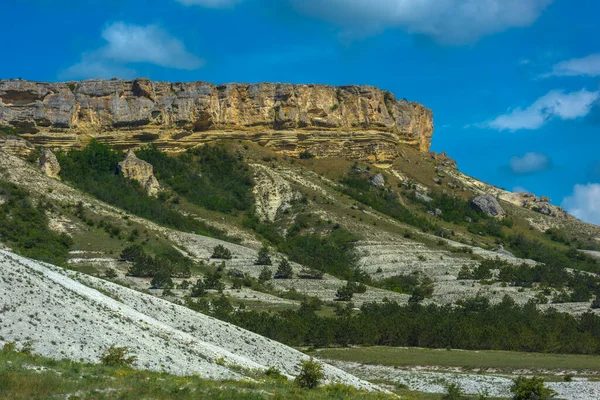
<box><xmin>0</xmin><ymin>347</ymin><xmax>395</xmax><ymax>400</ymax></box>
<box><xmin>313</xmin><ymin>347</ymin><xmax>600</xmax><ymax>372</ymax></box>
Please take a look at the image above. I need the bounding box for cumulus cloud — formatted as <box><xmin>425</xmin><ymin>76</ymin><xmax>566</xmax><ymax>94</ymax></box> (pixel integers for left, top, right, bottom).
<box><xmin>290</xmin><ymin>0</ymin><xmax>552</xmax><ymax>44</ymax></box>
<box><xmin>176</xmin><ymin>0</ymin><xmax>242</xmax><ymax>7</ymax></box>
<box><xmin>484</xmin><ymin>89</ymin><xmax>600</xmax><ymax>131</ymax></box>
<box><xmin>509</xmin><ymin>152</ymin><xmax>551</xmax><ymax>174</ymax></box>
<box><xmin>62</xmin><ymin>22</ymin><xmax>204</xmax><ymax>79</ymax></box>
<box><xmin>544</xmin><ymin>54</ymin><xmax>600</xmax><ymax>78</ymax></box>
<box><xmin>562</xmin><ymin>183</ymin><xmax>600</xmax><ymax>225</ymax></box>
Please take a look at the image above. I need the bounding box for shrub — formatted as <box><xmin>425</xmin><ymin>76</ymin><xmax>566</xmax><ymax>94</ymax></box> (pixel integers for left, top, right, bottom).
<box><xmin>211</xmin><ymin>245</ymin><xmax>232</xmax><ymax>260</ymax></box>
<box><xmin>151</xmin><ymin>269</ymin><xmax>173</xmax><ymax>289</ymax></box>
<box><xmin>100</xmin><ymin>345</ymin><xmax>136</xmax><ymax>367</ymax></box>
<box><xmin>299</xmin><ymin>150</ymin><xmax>315</xmax><ymax>160</ymax></box>
<box><xmin>190</xmin><ymin>280</ymin><xmax>207</xmax><ymax>297</ymax></box>
<box><xmin>443</xmin><ymin>383</ymin><xmax>467</xmax><ymax>400</ymax></box>
<box><xmin>264</xmin><ymin>366</ymin><xmax>287</xmax><ymax>380</ymax></box>
<box><xmin>295</xmin><ymin>359</ymin><xmax>324</xmax><ymax>389</ymax></box>
<box><xmin>255</xmin><ymin>245</ymin><xmax>272</xmax><ymax>266</ymax></box>
<box><xmin>335</xmin><ymin>284</ymin><xmax>354</xmax><ymax>301</ymax></box>
<box><xmin>259</xmin><ymin>266</ymin><xmax>272</xmax><ymax>283</ymax></box>
<box><xmin>275</xmin><ymin>258</ymin><xmax>294</xmax><ymax>279</ymax></box>
<box><xmin>510</xmin><ymin>376</ymin><xmax>556</xmax><ymax>400</ymax></box>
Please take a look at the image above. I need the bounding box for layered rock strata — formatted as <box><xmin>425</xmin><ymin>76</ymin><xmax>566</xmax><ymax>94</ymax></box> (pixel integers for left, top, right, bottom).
<box><xmin>0</xmin><ymin>79</ymin><xmax>433</xmax><ymax>162</ymax></box>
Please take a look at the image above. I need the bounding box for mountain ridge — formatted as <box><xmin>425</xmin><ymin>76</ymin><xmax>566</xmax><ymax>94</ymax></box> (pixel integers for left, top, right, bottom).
<box><xmin>0</xmin><ymin>79</ymin><xmax>433</xmax><ymax>162</ymax></box>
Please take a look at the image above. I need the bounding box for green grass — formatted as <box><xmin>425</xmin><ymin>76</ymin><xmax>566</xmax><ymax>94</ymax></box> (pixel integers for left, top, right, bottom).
<box><xmin>312</xmin><ymin>346</ymin><xmax>600</xmax><ymax>372</ymax></box>
<box><xmin>0</xmin><ymin>347</ymin><xmax>395</xmax><ymax>400</ymax></box>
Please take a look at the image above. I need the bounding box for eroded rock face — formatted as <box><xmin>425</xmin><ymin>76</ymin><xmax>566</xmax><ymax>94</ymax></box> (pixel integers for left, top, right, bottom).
<box><xmin>0</xmin><ymin>79</ymin><xmax>434</xmax><ymax>162</ymax></box>
<box><xmin>118</xmin><ymin>150</ymin><xmax>160</xmax><ymax>196</ymax></box>
<box><xmin>252</xmin><ymin>164</ymin><xmax>302</xmax><ymax>222</ymax></box>
<box><xmin>471</xmin><ymin>194</ymin><xmax>505</xmax><ymax>218</ymax></box>
<box><xmin>39</xmin><ymin>149</ymin><xmax>60</xmax><ymax>179</ymax></box>
<box><xmin>0</xmin><ymin>135</ymin><xmax>35</xmax><ymax>158</ymax></box>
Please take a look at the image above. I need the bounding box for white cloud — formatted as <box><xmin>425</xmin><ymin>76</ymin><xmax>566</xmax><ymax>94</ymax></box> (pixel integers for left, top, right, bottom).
<box><xmin>562</xmin><ymin>183</ymin><xmax>600</xmax><ymax>225</ymax></box>
<box><xmin>62</xmin><ymin>22</ymin><xmax>204</xmax><ymax>79</ymax></box>
<box><xmin>291</xmin><ymin>0</ymin><xmax>552</xmax><ymax>44</ymax></box>
<box><xmin>485</xmin><ymin>89</ymin><xmax>599</xmax><ymax>131</ymax></box>
<box><xmin>544</xmin><ymin>54</ymin><xmax>600</xmax><ymax>78</ymax></box>
<box><xmin>509</xmin><ymin>152</ymin><xmax>551</xmax><ymax>174</ymax></box>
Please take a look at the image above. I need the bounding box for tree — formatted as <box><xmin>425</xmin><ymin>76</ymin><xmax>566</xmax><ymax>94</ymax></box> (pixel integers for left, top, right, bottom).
<box><xmin>275</xmin><ymin>258</ymin><xmax>293</xmax><ymax>279</ymax></box>
<box><xmin>203</xmin><ymin>272</ymin><xmax>224</xmax><ymax>291</ymax></box>
<box><xmin>335</xmin><ymin>284</ymin><xmax>354</xmax><ymax>301</ymax></box>
<box><xmin>190</xmin><ymin>279</ymin><xmax>207</xmax><ymax>297</ymax></box>
<box><xmin>259</xmin><ymin>266</ymin><xmax>272</xmax><ymax>283</ymax></box>
<box><xmin>120</xmin><ymin>244</ymin><xmax>145</xmax><ymax>262</ymax></box>
<box><xmin>211</xmin><ymin>244</ymin><xmax>232</xmax><ymax>260</ymax></box>
<box><xmin>255</xmin><ymin>245</ymin><xmax>272</xmax><ymax>265</ymax></box>
<box><xmin>295</xmin><ymin>359</ymin><xmax>324</xmax><ymax>389</ymax></box>
<box><xmin>510</xmin><ymin>376</ymin><xmax>556</xmax><ymax>400</ymax></box>
<box><xmin>151</xmin><ymin>268</ymin><xmax>173</xmax><ymax>289</ymax></box>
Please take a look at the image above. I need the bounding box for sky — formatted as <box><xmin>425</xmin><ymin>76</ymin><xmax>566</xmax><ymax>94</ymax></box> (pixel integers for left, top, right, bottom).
<box><xmin>1</xmin><ymin>0</ymin><xmax>600</xmax><ymax>224</ymax></box>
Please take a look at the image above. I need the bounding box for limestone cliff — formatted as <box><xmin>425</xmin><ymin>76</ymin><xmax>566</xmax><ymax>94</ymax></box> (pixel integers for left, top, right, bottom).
<box><xmin>0</xmin><ymin>79</ymin><xmax>433</xmax><ymax>162</ymax></box>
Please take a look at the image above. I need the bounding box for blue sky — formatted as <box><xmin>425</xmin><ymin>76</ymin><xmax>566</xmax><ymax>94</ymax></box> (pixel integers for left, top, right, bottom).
<box><xmin>2</xmin><ymin>0</ymin><xmax>600</xmax><ymax>223</ymax></box>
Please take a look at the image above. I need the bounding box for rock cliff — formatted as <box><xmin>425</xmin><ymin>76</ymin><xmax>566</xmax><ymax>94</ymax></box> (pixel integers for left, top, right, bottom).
<box><xmin>0</xmin><ymin>79</ymin><xmax>433</xmax><ymax>162</ymax></box>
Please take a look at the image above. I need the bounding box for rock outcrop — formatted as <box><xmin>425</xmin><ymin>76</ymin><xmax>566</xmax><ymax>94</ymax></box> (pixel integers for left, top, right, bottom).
<box><xmin>499</xmin><ymin>191</ymin><xmax>570</xmax><ymax>218</ymax></box>
<box><xmin>0</xmin><ymin>135</ymin><xmax>35</xmax><ymax>158</ymax></box>
<box><xmin>38</xmin><ymin>149</ymin><xmax>60</xmax><ymax>179</ymax></box>
<box><xmin>117</xmin><ymin>150</ymin><xmax>160</xmax><ymax>196</ymax></box>
<box><xmin>370</xmin><ymin>173</ymin><xmax>385</xmax><ymax>188</ymax></box>
<box><xmin>0</xmin><ymin>79</ymin><xmax>433</xmax><ymax>162</ymax></box>
<box><xmin>471</xmin><ymin>194</ymin><xmax>505</xmax><ymax>218</ymax></box>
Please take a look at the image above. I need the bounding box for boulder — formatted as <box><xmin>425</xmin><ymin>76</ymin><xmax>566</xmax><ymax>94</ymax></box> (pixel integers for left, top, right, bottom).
<box><xmin>370</xmin><ymin>173</ymin><xmax>385</xmax><ymax>187</ymax></box>
<box><xmin>118</xmin><ymin>149</ymin><xmax>160</xmax><ymax>196</ymax></box>
<box><xmin>415</xmin><ymin>191</ymin><xmax>433</xmax><ymax>203</ymax></box>
<box><xmin>38</xmin><ymin>149</ymin><xmax>60</xmax><ymax>179</ymax></box>
<box><xmin>471</xmin><ymin>194</ymin><xmax>505</xmax><ymax>218</ymax></box>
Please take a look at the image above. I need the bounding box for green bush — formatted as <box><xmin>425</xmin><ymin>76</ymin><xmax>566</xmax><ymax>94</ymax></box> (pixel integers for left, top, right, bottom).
<box><xmin>510</xmin><ymin>376</ymin><xmax>556</xmax><ymax>400</ymax></box>
<box><xmin>211</xmin><ymin>245</ymin><xmax>232</xmax><ymax>260</ymax></box>
<box><xmin>99</xmin><ymin>345</ymin><xmax>136</xmax><ymax>367</ymax></box>
<box><xmin>295</xmin><ymin>359</ymin><xmax>324</xmax><ymax>389</ymax></box>
<box><xmin>443</xmin><ymin>383</ymin><xmax>467</xmax><ymax>400</ymax></box>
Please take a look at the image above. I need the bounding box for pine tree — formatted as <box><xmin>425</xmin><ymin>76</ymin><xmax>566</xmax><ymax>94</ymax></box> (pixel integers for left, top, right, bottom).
<box><xmin>275</xmin><ymin>258</ymin><xmax>293</xmax><ymax>279</ymax></box>
<box><xmin>255</xmin><ymin>245</ymin><xmax>272</xmax><ymax>265</ymax></box>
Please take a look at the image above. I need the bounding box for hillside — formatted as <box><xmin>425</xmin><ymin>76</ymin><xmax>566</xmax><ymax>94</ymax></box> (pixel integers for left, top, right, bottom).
<box><xmin>1</xmin><ymin>80</ymin><xmax>600</xmax><ymax>398</ymax></box>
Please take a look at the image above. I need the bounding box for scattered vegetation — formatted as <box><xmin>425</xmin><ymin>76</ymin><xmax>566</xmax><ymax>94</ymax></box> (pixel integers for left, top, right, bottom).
<box><xmin>0</xmin><ymin>345</ymin><xmax>391</xmax><ymax>399</ymax></box>
<box><xmin>57</xmin><ymin>141</ymin><xmax>232</xmax><ymax>241</ymax></box>
<box><xmin>122</xmin><ymin>245</ymin><xmax>193</xmax><ymax>280</ymax></box>
<box><xmin>137</xmin><ymin>144</ymin><xmax>254</xmax><ymax>214</ymax></box>
<box><xmin>0</xmin><ymin>181</ymin><xmax>72</xmax><ymax>264</ymax></box>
